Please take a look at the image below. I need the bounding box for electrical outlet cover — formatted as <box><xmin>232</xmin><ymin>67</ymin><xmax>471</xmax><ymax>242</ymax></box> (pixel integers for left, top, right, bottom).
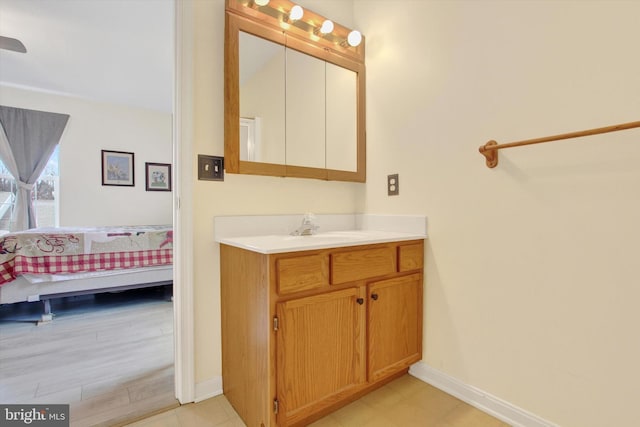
<box><xmin>387</xmin><ymin>174</ymin><xmax>399</xmax><ymax>196</ymax></box>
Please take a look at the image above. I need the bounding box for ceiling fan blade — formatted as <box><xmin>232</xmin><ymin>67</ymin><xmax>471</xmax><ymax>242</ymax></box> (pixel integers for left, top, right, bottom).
<box><xmin>0</xmin><ymin>36</ymin><xmax>27</xmax><ymax>53</ymax></box>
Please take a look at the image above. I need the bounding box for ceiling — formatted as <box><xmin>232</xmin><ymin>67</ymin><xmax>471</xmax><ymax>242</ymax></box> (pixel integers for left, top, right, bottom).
<box><xmin>0</xmin><ymin>0</ymin><xmax>173</xmax><ymax>113</ymax></box>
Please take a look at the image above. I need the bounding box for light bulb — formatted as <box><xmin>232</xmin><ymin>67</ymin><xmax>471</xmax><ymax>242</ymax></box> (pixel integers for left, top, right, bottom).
<box><xmin>289</xmin><ymin>5</ymin><xmax>304</xmax><ymax>21</ymax></box>
<box><xmin>254</xmin><ymin>0</ymin><xmax>269</xmax><ymax>5</ymax></box>
<box><xmin>347</xmin><ymin>30</ymin><xmax>362</xmax><ymax>47</ymax></box>
<box><xmin>320</xmin><ymin>20</ymin><xmax>334</xmax><ymax>34</ymax></box>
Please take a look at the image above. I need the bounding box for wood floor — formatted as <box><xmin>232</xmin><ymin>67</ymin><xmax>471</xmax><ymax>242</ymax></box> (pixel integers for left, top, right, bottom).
<box><xmin>0</xmin><ymin>286</ymin><xmax>177</xmax><ymax>427</ymax></box>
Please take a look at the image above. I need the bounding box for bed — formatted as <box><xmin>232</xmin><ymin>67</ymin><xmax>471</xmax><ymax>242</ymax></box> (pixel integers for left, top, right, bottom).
<box><xmin>0</xmin><ymin>225</ymin><xmax>173</xmax><ymax>322</ymax></box>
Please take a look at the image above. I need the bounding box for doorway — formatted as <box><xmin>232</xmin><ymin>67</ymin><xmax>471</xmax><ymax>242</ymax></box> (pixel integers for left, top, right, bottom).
<box><xmin>0</xmin><ymin>0</ymin><xmax>183</xmax><ymax>423</ymax></box>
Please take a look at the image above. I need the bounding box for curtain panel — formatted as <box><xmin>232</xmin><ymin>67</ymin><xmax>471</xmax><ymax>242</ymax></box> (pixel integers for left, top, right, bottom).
<box><xmin>0</xmin><ymin>106</ymin><xmax>70</xmax><ymax>230</ymax></box>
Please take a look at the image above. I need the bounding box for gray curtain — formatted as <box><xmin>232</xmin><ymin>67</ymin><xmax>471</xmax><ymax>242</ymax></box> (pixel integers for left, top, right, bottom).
<box><xmin>0</xmin><ymin>106</ymin><xmax>70</xmax><ymax>230</ymax></box>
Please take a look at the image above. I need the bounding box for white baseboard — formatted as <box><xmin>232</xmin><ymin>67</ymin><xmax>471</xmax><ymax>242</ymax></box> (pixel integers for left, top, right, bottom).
<box><xmin>409</xmin><ymin>362</ymin><xmax>557</xmax><ymax>427</ymax></box>
<box><xmin>194</xmin><ymin>376</ymin><xmax>223</xmax><ymax>403</ymax></box>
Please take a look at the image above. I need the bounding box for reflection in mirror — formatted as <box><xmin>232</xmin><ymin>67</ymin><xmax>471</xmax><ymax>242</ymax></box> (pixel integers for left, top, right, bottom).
<box><xmin>285</xmin><ymin>48</ymin><xmax>326</xmax><ymax>169</ymax></box>
<box><xmin>326</xmin><ymin>63</ymin><xmax>357</xmax><ymax>172</ymax></box>
<box><xmin>239</xmin><ymin>31</ymin><xmax>285</xmax><ymax>164</ymax></box>
<box><xmin>239</xmin><ymin>117</ymin><xmax>260</xmax><ymax>161</ymax></box>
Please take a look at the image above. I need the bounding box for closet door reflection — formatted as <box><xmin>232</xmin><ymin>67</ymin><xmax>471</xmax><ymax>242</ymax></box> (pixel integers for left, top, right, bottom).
<box><xmin>239</xmin><ymin>31</ymin><xmax>286</xmax><ymax>165</ymax></box>
<box><xmin>285</xmin><ymin>48</ymin><xmax>326</xmax><ymax>169</ymax></box>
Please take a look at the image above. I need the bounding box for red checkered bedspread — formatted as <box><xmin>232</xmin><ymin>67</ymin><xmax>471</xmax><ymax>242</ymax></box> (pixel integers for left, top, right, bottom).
<box><xmin>0</xmin><ymin>225</ymin><xmax>173</xmax><ymax>285</ymax></box>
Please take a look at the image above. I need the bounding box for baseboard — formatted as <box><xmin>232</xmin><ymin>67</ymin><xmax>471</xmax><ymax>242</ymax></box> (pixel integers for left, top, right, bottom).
<box><xmin>194</xmin><ymin>376</ymin><xmax>223</xmax><ymax>403</ymax></box>
<box><xmin>409</xmin><ymin>362</ymin><xmax>558</xmax><ymax>427</ymax></box>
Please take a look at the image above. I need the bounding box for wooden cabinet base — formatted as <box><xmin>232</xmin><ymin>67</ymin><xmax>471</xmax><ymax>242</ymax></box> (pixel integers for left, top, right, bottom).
<box><xmin>221</xmin><ymin>240</ymin><xmax>424</xmax><ymax>427</ymax></box>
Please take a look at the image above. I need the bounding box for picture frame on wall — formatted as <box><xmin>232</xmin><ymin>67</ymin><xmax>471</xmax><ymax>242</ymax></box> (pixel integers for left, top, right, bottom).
<box><xmin>145</xmin><ymin>162</ymin><xmax>172</xmax><ymax>192</ymax></box>
<box><xmin>101</xmin><ymin>150</ymin><xmax>135</xmax><ymax>187</ymax></box>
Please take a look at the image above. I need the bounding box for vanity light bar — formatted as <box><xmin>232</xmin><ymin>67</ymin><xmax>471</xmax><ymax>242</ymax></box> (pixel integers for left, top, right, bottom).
<box><xmin>244</xmin><ymin>0</ymin><xmax>363</xmax><ymax>48</ymax></box>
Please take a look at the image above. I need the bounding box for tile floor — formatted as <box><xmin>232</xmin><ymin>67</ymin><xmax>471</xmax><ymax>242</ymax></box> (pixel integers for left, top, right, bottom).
<box><xmin>125</xmin><ymin>374</ymin><xmax>510</xmax><ymax>427</ymax></box>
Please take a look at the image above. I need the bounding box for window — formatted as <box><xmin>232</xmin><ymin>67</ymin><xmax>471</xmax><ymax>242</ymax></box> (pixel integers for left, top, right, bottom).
<box><xmin>0</xmin><ymin>146</ymin><xmax>59</xmax><ymax>231</ymax></box>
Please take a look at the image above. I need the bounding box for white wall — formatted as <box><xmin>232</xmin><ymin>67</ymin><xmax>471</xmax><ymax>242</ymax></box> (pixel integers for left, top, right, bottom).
<box><xmin>0</xmin><ymin>85</ymin><xmax>173</xmax><ymax>226</ymax></box>
<box><xmin>354</xmin><ymin>1</ymin><xmax>640</xmax><ymax>426</ymax></box>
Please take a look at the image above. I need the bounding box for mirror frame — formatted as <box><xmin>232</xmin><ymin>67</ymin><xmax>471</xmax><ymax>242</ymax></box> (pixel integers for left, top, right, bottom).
<box><xmin>224</xmin><ymin>0</ymin><xmax>366</xmax><ymax>182</ymax></box>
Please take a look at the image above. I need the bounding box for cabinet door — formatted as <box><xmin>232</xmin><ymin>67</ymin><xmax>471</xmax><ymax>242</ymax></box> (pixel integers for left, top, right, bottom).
<box><xmin>368</xmin><ymin>273</ymin><xmax>423</xmax><ymax>382</ymax></box>
<box><xmin>276</xmin><ymin>287</ymin><xmax>366</xmax><ymax>426</ymax></box>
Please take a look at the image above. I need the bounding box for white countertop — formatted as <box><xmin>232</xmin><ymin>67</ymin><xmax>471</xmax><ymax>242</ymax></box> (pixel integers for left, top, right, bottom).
<box><xmin>217</xmin><ymin>230</ymin><xmax>426</xmax><ymax>254</ymax></box>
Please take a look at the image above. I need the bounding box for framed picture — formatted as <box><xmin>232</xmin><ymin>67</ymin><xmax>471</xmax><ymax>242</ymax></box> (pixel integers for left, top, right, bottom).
<box><xmin>145</xmin><ymin>162</ymin><xmax>172</xmax><ymax>191</ymax></box>
<box><xmin>102</xmin><ymin>150</ymin><xmax>135</xmax><ymax>186</ymax></box>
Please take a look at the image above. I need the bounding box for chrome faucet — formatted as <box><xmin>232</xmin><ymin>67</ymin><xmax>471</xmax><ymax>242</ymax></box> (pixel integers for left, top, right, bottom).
<box><xmin>291</xmin><ymin>213</ymin><xmax>319</xmax><ymax>236</ymax></box>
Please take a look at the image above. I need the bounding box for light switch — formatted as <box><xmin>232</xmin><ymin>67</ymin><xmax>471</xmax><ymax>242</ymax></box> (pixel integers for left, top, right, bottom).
<box><xmin>198</xmin><ymin>155</ymin><xmax>224</xmax><ymax>181</ymax></box>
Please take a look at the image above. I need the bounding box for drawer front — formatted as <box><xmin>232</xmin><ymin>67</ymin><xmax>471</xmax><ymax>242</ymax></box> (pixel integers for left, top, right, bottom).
<box><xmin>277</xmin><ymin>254</ymin><xmax>328</xmax><ymax>294</ymax></box>
<box><xmin>398</xmin><ymin>242</ymin><xmax>424</xmax><ymax>272</ymax></box>
<box><xmin>331</xmin><ymin>247</ymin><xmax>396</xmax><ymax>284</ymax></box>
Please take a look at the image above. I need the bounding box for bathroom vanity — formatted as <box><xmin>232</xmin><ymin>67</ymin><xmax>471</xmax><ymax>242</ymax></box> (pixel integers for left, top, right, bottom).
<box><xmin>219</xmin><ymin>230</ymin><xmax>425</xmax><ymax>426</ymax></box>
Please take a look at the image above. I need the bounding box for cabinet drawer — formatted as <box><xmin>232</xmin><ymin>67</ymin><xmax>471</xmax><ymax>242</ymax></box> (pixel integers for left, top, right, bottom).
<box><xmin>277</xmin><ymin>254</ymin><xmax>328</xmax><ymax>294</ymax></box>
<box><xmin>331</xmin><ymin>247</ymin><xmax>396</xmax><ymax>284</ymax></box>
<box><xmin>398</xmin><ymin>242</ymin><xmax>424</xmax><ymax>272</ymax></box>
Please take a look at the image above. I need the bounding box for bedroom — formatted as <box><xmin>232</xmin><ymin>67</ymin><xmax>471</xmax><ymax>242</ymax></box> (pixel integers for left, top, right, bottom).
<box><xmin>0</xmin><ymin>0</ymin><xmax>175</xmax><ymax>424</ymax></box>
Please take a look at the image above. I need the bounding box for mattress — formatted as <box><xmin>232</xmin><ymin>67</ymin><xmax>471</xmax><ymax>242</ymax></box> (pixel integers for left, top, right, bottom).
<box><xmin>0</xmin><ymin>225</ymin><xmax>173</xmax><ymax>286</ymax></box>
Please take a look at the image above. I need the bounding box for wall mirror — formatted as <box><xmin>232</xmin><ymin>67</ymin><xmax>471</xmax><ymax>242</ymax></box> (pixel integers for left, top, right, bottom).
<box><xmin>225</xmin><ymin>0</ymin><xmax>366</xmax><ymax>182</ymax></box>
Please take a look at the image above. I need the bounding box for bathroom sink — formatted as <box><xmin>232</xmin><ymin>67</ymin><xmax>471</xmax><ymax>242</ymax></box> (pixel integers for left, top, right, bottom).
<box><xmin>218</xmin><ymin>229</ymin><xmax>425</xmax><ymax>254</ymax></box>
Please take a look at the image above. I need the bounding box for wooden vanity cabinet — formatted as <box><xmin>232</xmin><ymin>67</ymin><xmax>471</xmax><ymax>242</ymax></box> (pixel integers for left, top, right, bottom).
<box><xmin>220</xmin><ymin>240</ymin><xmax>424</xmax><ymax>427</ymax></box>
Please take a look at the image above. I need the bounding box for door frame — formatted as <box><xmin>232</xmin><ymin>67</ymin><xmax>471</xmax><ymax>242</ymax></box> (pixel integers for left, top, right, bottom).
<box><xmin>173</xmin><ymin>0</ymin><xmax>195</xmax><ymax>404</ymax></box>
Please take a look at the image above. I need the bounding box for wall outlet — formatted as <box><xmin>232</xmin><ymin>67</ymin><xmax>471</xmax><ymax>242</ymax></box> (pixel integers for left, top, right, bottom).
<box><xmin>387</xmin><ymin>174</ymin><xmax>399</xmax><ymax>196</ymax></box>
<box><xmin>198</xmin><ymin>155</ymin><xmax>224</xmax><ymax>181</ymax></box>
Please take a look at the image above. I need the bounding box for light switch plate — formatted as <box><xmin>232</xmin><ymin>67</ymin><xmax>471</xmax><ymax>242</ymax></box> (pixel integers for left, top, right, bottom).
<box><xmin>387</xmin><ymin>174</ymin><xmax>399</xmax><ymax>196</ymax></box>
<box><xmin>198</xmin><ymin>155</ymin><xmax>224</xmax><ymax>181</ymax></box>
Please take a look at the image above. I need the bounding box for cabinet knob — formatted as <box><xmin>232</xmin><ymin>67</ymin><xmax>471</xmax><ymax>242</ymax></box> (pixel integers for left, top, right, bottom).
<box><xmin>371</xmin><ymin>293</ymin><xmax>379</xmax><ymax>301</ymax></box>
<box><xmin>356</xmin><ymin>298</ymin><xmax>364</xmax><ymax>305</ymax></box>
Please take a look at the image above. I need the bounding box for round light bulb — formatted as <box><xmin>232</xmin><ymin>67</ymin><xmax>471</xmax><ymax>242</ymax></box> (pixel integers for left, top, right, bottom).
<box><xmin>254</xmin><ymin>0</ymin><xmax>269</xmax><ymax>5</ymax></box>
<box><xmin>320</xmin><ymin>20</ymin><xmax>334</xmax><ymax>34</ymax></box>
<box><xmin>347</xmin><ymin>30</ymin><xmax>362</xmax><ymax>47</ymax></box>
<box><xmin>290</xmin><ymin>5</ymin><xmax>304</xmax><ymax>21</ymax></box>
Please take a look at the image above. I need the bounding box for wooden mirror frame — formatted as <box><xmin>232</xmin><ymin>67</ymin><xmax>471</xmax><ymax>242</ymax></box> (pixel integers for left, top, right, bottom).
<box><xmin>224</xmin><ymin>0</ymin><xmax>366</xmax><ymax>182</ymax></box>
